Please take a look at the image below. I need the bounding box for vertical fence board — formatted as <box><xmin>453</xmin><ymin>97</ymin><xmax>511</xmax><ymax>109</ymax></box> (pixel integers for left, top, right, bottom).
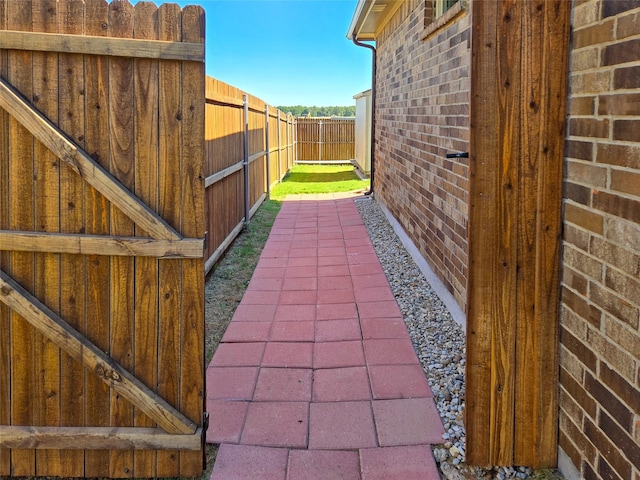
<box><xmin>157</xmin><ymin>3</ymin><xmax>182</xmax><ymax>476</ymax></box>
<box><xmin>179</xmin><ymin>4</ymin><xmax>205</xmax><ymax>476</ymax></box>
<box><xmin>57</xmin><ymin>1</ymin><xmax>87</xmax><ymax>475</ymax></box>
<box><xmin>7</xmin><ymin>0</ymin><xmax>36</xmax><ymax>474</ymax></box>
<box><xmin>522</xmin><ymin>0</ymin><xmax>569</xmax><ymax>467</ymax></box>
<box><xmin>107</xmin><ymin>1</ymin><xmax>136</xmax><ymax>476</ymax></box>
<box><xmin>466</xmin><ymin>0</ymin><xmax>497</xmax><ymax>467</ymax></box>
<box><xmin>0</xmin><ymin>0</ymin><xmax>9</xmax><ymax>474</ymax></box>
<box><xmin>132</xmin><ymin>2</ymin><xmax>159</xmax><ymax>477</ymax></box>
<box><xmin>31</xmin><ymin>0</ymin><xmax>61</xmax><ymax>475</ymax></box>
<box><xmin>514</xmin><ymin>0</ymin><xmax>542</xmax><ymax>466</ymax></box>
<box><xmin>83</xmin><ymin>0</ymin><xmax>112</xmax><ymax>475</ymax></box>
<box><xmin>467</xmin><ymin>0</ymin><xmax>569</xmax><ymax>468</ymax></box>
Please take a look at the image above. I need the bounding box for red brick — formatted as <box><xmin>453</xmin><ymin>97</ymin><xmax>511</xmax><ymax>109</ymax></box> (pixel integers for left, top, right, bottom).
<box><xmin>566</xmin><ymin>160</ymin><xmax>607</xmax><ymax>188</ymax></box>
<box><xmin>560</xmin><ymin>326</ymin><xmax>598</xmax><ymax>372</ymax></box>
<box><xmin>573</xmin><ymin>20</ymin><xmax>615</xmax><ymax>49</ymax></box>
<box><xmin>560</xmin><ymin>366</ymin><xmax>597</xmax><ymax>419</ymax></box>
<box><xmin>598</xmin><ymin>457</ymin><xmax>625</xmax><ymax>480</ymax></box>
<box><xmin>593</xmin><ymin>191</ymin><xmax>640</xmax><ymax>224</ymax></box>
<box><xmin>607</xmin><ymin>224</ymin><xmax>640</xmax><ymax>264</ymax></box>
<box><xmin>603</xmin><ymin>0</ymin><xmax>639</xmax><ymax>18</ymax></box>
<box><xmin>585</xmin><ymin>371</ymin><xmax>633</xmax><ymax>430</ymax></box>
<box><xmin>564</xmin><ymin>202</ymin><xmax>604</xmax><ymax>234</ymax></box>
<box><xmin>603</xmin><ymin>38</ymin><xmax>640</xmax><ymax>66</ymax></box>
<box><xmin>569</xmin><ymin>95</ymin><xmax>595</xmax><ymax>115</ymax></box>
<box><xmin>614</xmin><ymin>120</ymin><xmax>640</xmax><ymax>143</ymax></box>
<box><xmin>600</xmin><ymin>362</ymin><xmax>640</xmax><ymax>414</ymax></box>
<box><xmin>599</xmin><ymin>94</ymin><xmax>640</xmax><ymax>116</ymax></box>
<box><xmin>589</xmin><ymin>236</ymin><xmax>640</xmax><ymax>277</ymax></box>
<box><xmin>562</xmin><ymin>266</ymin><xmax>588</xmax><ymax>296</ymax></box>
<box><xmin>587</xmin><ymin>328</ymin><xmax>637</xmax><ymax>380</ymax></box>
<box><xmin>614</xmin><ymin>65</ymin><xmax>640</xmax><ymax>89</ymax></box>
<box><xmin>569</xmin><ymin>117</ymin><xmax>610</xmax><ymax>138</ymax></box>
<box><xmin>599</xmin><ymin>411</ymin><xmax>640</xmax><ymax>470</ymax></box>
<box><xmin>610</xmin><ymin>169</ymin><xmax>640</xmax><ymax>197</ymax></box>
<box><xmin>563</xmin><ymin>246</ymin><xmax>604</xmax><ymax>281</ymax></box>
<box><xmin>571</xmin><ymin>71</ymin><xmax>611</xmax><ymax>94</ymax></box>
<box><xmin>564</xmin><ymin>181</ymin><xmax>591</xmax><ymax>206</ymax></box>
<box><xmin>604</xmin><ymin>316</ymin><xmax>640</xmax><ymax>358</ymax></box>
<box><xmin>564</xmin><ymin>223</ymin><xmax>590</xmax><ymax>251</ymax></box>
<box><xmin>566</xmin><ymin>139</ymin><xmax>594</xmax><ymax>161</ymax></box>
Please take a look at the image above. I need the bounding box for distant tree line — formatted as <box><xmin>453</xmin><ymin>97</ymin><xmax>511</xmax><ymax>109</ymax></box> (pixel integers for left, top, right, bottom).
<box><xmin>277</xmin><ymin>105</ymin><xmax>356</xmax><ymax>117</ymax></box>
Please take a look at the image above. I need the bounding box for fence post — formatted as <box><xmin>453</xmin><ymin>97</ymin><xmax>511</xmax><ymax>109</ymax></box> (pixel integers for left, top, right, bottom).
<box><xmin>277</xmin><ymin>111</ymin><xmax>282</xmax><ymax>179</ymax></box>
<box><xmin>243</xmin><ymin>94</ymin><xmax>250</xmax><ymax>224</ymax></box>
<box><xmin>319</xmin><ymin>120</ymin><xmax>323</xmax><ymax>162</ymax></box>
<box><xmin>265</xmin><ymin>104</ymin><xmax>270</xmax><ymax>196</ymax></box>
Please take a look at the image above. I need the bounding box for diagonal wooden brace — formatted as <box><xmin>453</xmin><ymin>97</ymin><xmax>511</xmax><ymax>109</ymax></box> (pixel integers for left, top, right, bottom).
<box><xmin>0</xmin><ymin>77</ymin><xmax>181</xmax><ymax>241</ymax></box>
<box><xmin>0</xmin><ymin>269</ymin><xmax>197</xmax><ymax>435</ymax></box>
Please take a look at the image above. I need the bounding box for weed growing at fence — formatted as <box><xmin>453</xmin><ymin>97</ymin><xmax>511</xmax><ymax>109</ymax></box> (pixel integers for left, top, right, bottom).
<box><xmin>270</xmin><ymin>164</ymin><xmax>369</xmax><ymax>199</ymax></box>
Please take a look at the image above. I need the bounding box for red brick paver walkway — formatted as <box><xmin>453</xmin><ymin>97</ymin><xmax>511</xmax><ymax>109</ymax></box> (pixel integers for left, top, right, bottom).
<box><xmin>207</xmin><ymin>196</ymin><xmax>444</xmax><ymax>480</ymax></box>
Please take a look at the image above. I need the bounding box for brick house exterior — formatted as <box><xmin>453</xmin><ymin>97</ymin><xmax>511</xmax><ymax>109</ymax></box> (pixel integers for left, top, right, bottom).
<box><xmin>375</xmin><ymin>0</ymin><xmax>471</xmax><ymax>312</ymax></box>
<box><xmin>349</xmin><ymin>1</ymin><xmax>640</xmax><ymax>479</ymax></box>
<box><xmin>559</xmin><ymin>1</ymin><xmax>640</xmax><ymax>479</ymax></box>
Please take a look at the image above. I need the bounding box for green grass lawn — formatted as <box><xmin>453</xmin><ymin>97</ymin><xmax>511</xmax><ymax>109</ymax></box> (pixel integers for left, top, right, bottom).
<box><xmin>270</xmin><ymin>164</ymin><xmax>369</xmax><ymax>199</ymax></box>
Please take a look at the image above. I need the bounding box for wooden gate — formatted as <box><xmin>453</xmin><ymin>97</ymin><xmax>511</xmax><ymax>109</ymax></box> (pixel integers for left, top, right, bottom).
<box><xmin>0</xmin><ymin>1</ymin><xmax>206</xmax><ymax>477</ymax></box>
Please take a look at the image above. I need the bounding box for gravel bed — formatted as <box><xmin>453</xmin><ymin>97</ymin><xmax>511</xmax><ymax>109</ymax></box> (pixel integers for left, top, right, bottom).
<box><xmin>355</xmin><ymin>196</ymin><xmax>557</xmax><ymax>480</ymax></box>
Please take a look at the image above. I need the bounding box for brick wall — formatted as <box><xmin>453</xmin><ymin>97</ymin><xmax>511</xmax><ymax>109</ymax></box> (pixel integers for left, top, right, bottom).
<box><xmin>375</xmin><ymin>0</ymin><xmax>471</xmax><ymax>309</ymax></box>
<box><xmin>560</xmin><ymin>1</ymin><xmax>640</xmax><ymax>479</ymax></box>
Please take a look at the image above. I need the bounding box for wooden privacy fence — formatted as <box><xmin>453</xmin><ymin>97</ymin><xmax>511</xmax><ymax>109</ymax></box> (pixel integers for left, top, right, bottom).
<box><xmin>0</xmin><ymin>0</ymin><xmax>206</xmax><ymax>477</ymax></box>
<box><xmin>204</xmin><ymin>78</ymin><xmax>295</xmax><ymax>273</ymax></box>
<box><xmin>296</xmin><ymin>117</ymin><xmax>355</xmax><ymax>163</ymax></box>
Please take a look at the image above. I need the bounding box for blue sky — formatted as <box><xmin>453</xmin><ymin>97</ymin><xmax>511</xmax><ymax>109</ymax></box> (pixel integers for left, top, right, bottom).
<box><xmin>167</xmin><ymin>0</ymin><xmax>373</xmax><ymax>107</ymax></box>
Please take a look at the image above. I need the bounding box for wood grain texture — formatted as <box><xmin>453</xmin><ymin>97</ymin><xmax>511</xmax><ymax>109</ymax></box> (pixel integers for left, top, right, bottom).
<box><xmin>31</xmin><ymin>0</ymin><xmax>62</xmax><ymax>475</ymax></box>
<box><xmin>179</xmin><ymin>5</ymin><xmax>206</xmax><ymax>475</ymax></box>
<box><xmin>107</xmin><ymin>1</ymin><xmax>136</xmax><ymax>476</ymax></box>
<box><xmin>132</xmin><ymin>2</ymin><xmax>160</xmax><ymax>476</ymax></box>
<box><xmin>467</xmin><ymin>0</ymin><xmax>569</xmax><ymax>468</ymax></box>
<box><xmin>0</xmin><ymin>30</ymin><xmax>204</xmax><ymax>61</ymax></box>
<box><xmin>57</xmin><ymin>1</ymin><xmax>86</xmax><ymax>474</ymax></box>
<box><xmin>1</xmin><ymin>231</ymin><xmax>203</xmax><ymax>258</ymax></box>
<box><xmin>157</xmin><ymin>3</ymin><xmax>183</xmax><ymax>476</ymax></box>
<box><xmin>0</xmin><ymin>1</ymin><xmax>10</xmax><ymax>474</ymax></box>
<box><xmin>528</xmin><ymin>0</ymin><xmax>569</xmax><ymax>468</ymax></box>
<box><xmin>466</xmin><ymin>0</ymin><xmax>498</xmax><ymax>465</ymax></box>
<box><xmin>7</xmin><ymin>0</ymin><xmax>36</xmax><ymax>474</ymax></box>
<box><xmin>83</xmin><ymin>1</ymin><xmax>112</xmax><ymax>474</ymax></box>
<box><xmin>0</xmin><ymin>426</ymin><xmax>202</xmax><ymax>451</ymax></box>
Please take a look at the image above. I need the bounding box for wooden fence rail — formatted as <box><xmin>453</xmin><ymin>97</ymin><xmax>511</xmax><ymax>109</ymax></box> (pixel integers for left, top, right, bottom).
<box><xmin>296</xmin><ymin>117</ymin><xmax>355</xmax><ymax>163</ymax></box>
